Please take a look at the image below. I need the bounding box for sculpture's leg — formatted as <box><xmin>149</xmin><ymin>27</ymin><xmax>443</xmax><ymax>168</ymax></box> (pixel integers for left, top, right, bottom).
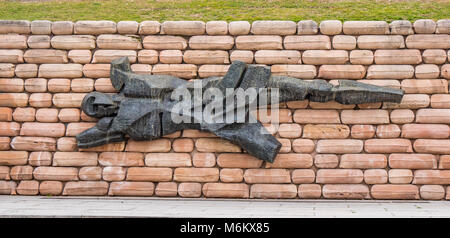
<box><xmin>322</xmin><ymin>80</ymin><xmax>404</xmax><ymax>104</ymax></box>
<box><xmin>213</xmin><ymin>121</ymin><xmax>281</xmax><ymax>163</ymax></box>
<box><xmin>268</xmin><ymin>76</ymin><xmax>404</xmax><ymax>104</ymax></box>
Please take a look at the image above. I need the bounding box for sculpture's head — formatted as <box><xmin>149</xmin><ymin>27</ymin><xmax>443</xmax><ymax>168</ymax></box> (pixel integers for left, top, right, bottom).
<box><xmin>77</xmin><ymin>91</ymin><xmax>126</xmax><ymax>148</ymax></box>
<box><xmin>81</xmin><ymin>92</ymin><xmax>121</xmax><ymax>118</ymax></box>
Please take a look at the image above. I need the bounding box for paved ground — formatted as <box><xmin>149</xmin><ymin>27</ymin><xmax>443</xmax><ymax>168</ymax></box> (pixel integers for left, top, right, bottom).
<box><xmin>0</xmin><ymin>196</ymin><xmax>449</xmax><ymax>218</ymax></box>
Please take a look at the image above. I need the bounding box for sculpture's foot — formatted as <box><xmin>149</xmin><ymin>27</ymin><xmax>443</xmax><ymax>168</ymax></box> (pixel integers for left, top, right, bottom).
<box><xmin>268</xmin><ymin>77</ymin><xmax>404</xmax><ymax>105</ymax></box>
<box><xmin>214</xmin><ymin>122</ymin><xmax>281</xmax><ymax>163</ymax></box>
<box><xmin>333</xmin><ymin>80</ymin><xmax>404</xmax><ymax>105</ymax></box>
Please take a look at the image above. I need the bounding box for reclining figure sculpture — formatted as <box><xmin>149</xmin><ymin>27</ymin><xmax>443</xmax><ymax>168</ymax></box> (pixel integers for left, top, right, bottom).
<box><xmin>77</xmin><ymin>57</ymin><xmax>404</xmax><ymax>162</ymax></box>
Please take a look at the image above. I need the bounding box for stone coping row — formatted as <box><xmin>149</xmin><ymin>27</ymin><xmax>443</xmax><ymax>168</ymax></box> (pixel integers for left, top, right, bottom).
<box><xmin>0</xmin><ymin>19</ymin><xmax>449</xmax><ymax>35</ymax></box>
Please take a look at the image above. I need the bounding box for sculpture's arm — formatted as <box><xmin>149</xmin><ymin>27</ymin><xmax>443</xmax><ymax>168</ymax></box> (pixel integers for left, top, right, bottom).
<box><xmin>76</xmin><ymin>117</ymin><xmax>126</xmax><ymax>148</ymax></box>
<box><xmin>268</xmin><ymin>76</ymin><xmax>404</xmax><ymax>105</ymax></box>
<box><xmin>110</xmin><ymin>57</ymin><xmax>188</xmax><ymax>98</ymax></box>
<box><xmin>110</xmin><ymin>56</ymin><xmax>132</xmax><ymax>91</ymax></box>
<box><xmin>213</xmin><ymin>61</ymin><xmax>247</xmax><ymax>93</ymax></box>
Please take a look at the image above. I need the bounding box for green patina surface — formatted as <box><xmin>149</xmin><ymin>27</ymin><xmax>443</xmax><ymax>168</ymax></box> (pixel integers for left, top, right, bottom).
<box><xmin>0</xmin><ymin>0</ymin><xmax>449</xmax><ymax>22</ymax></box>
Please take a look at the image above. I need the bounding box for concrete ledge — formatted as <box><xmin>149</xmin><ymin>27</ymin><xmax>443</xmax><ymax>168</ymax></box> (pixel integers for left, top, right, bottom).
<box><xmin>0</xmin><ymin>196</ymin><xmax>449</xmax><ymax>218</ymax></box>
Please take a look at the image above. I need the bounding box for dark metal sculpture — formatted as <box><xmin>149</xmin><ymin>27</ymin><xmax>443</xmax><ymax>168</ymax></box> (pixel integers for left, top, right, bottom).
<box><xmin>77</xmin><ymin>57</ymin><xmax>404</xmax><ymax>162</ymax></box>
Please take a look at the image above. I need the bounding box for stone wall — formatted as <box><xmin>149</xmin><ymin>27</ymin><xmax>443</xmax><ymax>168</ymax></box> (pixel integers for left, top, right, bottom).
<box><xmin>0</xmin><ymin>19</ymin><xmax>450</xmax><ymax>199</ymax></box>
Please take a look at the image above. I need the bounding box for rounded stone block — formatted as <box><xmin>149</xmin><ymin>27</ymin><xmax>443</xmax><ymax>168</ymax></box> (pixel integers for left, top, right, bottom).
<box><xmin>251</xmin><ymin>20</ymin><xmax>296</xmax><ymax>35</ymax></box>
<box><xmin>161</xmin><ymin>21</ymin><xmax>205</xmax><ymax>35</ymax></box>
<box><xmin>343</xmin><ymin>21</ymin><xmax>389</xmax><ymax>35</ymax></box>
